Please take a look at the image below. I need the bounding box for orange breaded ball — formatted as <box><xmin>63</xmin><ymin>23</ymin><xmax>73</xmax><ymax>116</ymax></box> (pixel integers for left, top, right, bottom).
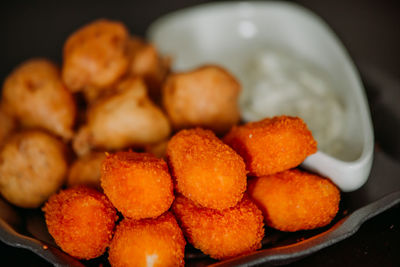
<box><xmin>172</xmin><ymin>195</ymin><xmax>264</xmax><ymax>260</ymax></box>
<box><xmin>162</xmin><ymin>65</ymin><xmax>241</xmax><ymax>135</ymax></box>
<box><xmin>62</xmin><ymin>19</ymin><xmax>129</xmax><ymax>91</ymax></box>
<box><xmin>166</xmin><ymin>128</ymin><xmax>247</xmax><ymax>210</ymax></box>
<box><xmin>101</xmin><ymin>151</ymin><xmax>174</xmax><ymax>219</ymax></box>
<box><xmin>224</xmin><ymin>116</ymin><xmax>317</xmax><ymax>176</ymax></box>
<box><xmin>42</xmin><ymin>186</ymin><xmax>117</xmax><ymax>259</ymax></box>
<box><xmin>108</xmin><ymin>212</ymin><xmax>186</xmax><ymax>267</ymax></box>
<box><xmin>248</xmin><ymin>169</ymin><xmax>340</xmax><ymax>232</ymax></box>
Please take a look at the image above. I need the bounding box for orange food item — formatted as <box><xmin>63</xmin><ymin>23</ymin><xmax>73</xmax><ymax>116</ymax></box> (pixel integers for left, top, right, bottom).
<box><xmin>224</xmin><ymin>116</ymin><xmax>317</xmax><ymax>176</ymax></box>
<box><xmin>101</xmin><ymin>151</ymin><xmax>174</xmax><ymax>219</ymax></box>
<box><xmin>248</xmin><ymin>169</ymin><xmax>340</xmax><ymax>232</ymax></box>
<box><xmin>62</xmin><ymin>19</ymin><xmax>129</xmax><ymax>92</ymax></box>
<box><xmin>42</xmin><ymin>186</ymin><xmax>117</xmax><ymax>259</ymax></box>
<box><xmin>172</xmin><ymin>195</ymin><xmax>264</xmax><ymax>260</ymax></box>
<box><xmin>166</xmin><ymin>128</ymin><xmax>247</xmax><ymax>210</ymax></box>
<box><xmin>108</xmin><ymin>212</ymin><xmax>186</xmax><ymax>267</ymax></box>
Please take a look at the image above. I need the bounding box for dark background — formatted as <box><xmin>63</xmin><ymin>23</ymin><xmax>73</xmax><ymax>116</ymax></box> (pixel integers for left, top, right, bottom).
<box><xmin>1</xmin><ymin>0</ymin><xmax>399</xmax><ymax>266</ymax></box>
<box><xmin>1</xmin><ymin>0</ymin><xmax>399</xmax><ymax>82</ymax></box>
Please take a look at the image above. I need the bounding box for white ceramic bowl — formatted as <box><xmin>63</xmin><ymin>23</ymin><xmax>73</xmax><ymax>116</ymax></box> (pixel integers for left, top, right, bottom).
<box><xmin>148</xmin><ymin>1</ymin><xmax>374</xmax><ymax>192</ymax></box>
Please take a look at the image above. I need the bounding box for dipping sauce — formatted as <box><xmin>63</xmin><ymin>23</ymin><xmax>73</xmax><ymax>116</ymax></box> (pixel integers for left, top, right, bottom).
<box><xmin>239</xmin><ymin>49</ymin><xmax>345</xmax><ymax>157</ymax></box>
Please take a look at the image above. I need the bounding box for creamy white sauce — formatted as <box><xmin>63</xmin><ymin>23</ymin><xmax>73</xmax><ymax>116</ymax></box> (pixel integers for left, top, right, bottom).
<box><xmin>239</xmin><ymin>49</ymin><xmax>346</xmax><ymax>156</ymax></box>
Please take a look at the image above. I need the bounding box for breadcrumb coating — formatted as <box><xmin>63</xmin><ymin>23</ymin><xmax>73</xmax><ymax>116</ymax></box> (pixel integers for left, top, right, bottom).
<box><xmin>101</xmin><ymin>151</ymin><xmax>174</xmax><ymax>219</ymax></box>
<box><xmin>42</xmin><ymin>186</ymin><xmax>117</xmax><ymax>259</ymax></box>
<box><xmin>248</xmin><ymin>169</ymin><xmax>340</xmax><ymax>232</ymax></box>
<box><xmin>166</xmin><ymin>128</ymin><xmax>247</xmax><ymax>210</ymax></box>
<box><xmin>224</xmin><ymin>116</ymin><xmax>317</xmax><ymax>176</ymax></box>
<box><xmin>172</xmin><ymin>195</ymin><xmax>264</xmax><ymax>260</ymax></box>
<box><xmin>108</xmin><ymin>212</ymin><xmax>186</xmax><ymax>267</ymax></box>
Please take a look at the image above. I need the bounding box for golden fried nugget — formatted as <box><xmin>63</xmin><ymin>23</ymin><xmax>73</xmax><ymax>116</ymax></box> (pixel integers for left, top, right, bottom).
<box><xmin>224</xmin><ymin>116</ymin><xmax>317</xmax><ymax>176</ymax></box>
<box><xmin>166</xmin><ymin>128</ymin><xmax>247</xmax><ymax>210</ymax></box>
<box><xmin>108</xmin><ymin>212</ymin><xmax>186</xmax><ymax>267</ymax></box>
<box><xmin>62</xmin><ymin>19</ymin><xmax>129</xmax><ymax>92</ymax></box>
<box><xmin>248</xmin><ymin>169</ymin><xmax>340</xmax><ymax>232</ymax></box>
<box><xmin>73</xmin><ymin>78</ymin><xmax>170</xmax><ymax>156</ymax></box>
<box><xmin>172</xmin><ymin>195</ymin><xmax>264</xmax><ymax>260</ymax></box>
<box><xmin>2</xmin><ymin>59</ymin><xmax>76</xmax><ymax>139</ymax></box>
<box><xmin>162</xmin><ymin>65</ymin><xmax>240</xmax><ymax>134</ymax></box>
<box><xmin>43</xmin><ymin>186</ymin><xmax>117</xmax><ymax>259</ymax></box>
<box><xmin>67</xmin><ymin>152</ymin><xmax>107</xmax><ymax>190</ymax></box>
<box><xmin>101</xmin><ymin>151</ymin><xmax>174</xmax><ymax>220</ymax></box>
<box><xmin>0</xmin><ymin>131</ymin><xmax>67</xmax><ymax>208</ymax></box>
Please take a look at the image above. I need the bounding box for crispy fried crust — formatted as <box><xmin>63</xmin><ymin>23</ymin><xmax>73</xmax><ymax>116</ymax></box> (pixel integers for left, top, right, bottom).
<box><xmin>172</xmin><ymin>195</ymin><xmax>264</xmax><ymax>260</ymax></box>
<box><xmin>166</xmin><ymin>128</ymin><xmax>247</xmax><ymax>210</ymax></box>
<box><xmin>224</xmin><ymin>116</ymin><xmax>317</xmax><ymax>176</ymax></box>
<box><xmin>101</xmin><ymin>151</ymin><xmax>174</xmax><ymax>219</ymax></box>
<box><xmin>248</xmin><ymin>169</ymin><xmax>340</xmax><ymax>232</ymax></box>
<box><xmin>108</xmin><ymin>212</ymin><xmax>186</xmax><ymax>267</ymax></box>
<box><xmin>42</xmin><ymin>186</ymin><xmax>117</xmax><ymax>259</ymax></box>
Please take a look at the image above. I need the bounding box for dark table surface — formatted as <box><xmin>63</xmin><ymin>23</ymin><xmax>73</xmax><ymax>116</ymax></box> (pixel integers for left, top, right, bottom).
<box><xmin>1</xmin><ymin>0</ymin><xmax>400</xmax><ymax>266</ymax></box>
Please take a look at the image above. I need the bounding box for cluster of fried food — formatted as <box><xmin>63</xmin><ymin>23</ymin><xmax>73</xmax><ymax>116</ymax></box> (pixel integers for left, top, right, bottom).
<box><xmin>0</xmin><ymin>18</ymin><xmax>341</xmax><ymax>266</ymax></box>
<box><xmin>0</xmin><ymin>19</ymin><xmax>241</xmax><ymax>208</ymax></box>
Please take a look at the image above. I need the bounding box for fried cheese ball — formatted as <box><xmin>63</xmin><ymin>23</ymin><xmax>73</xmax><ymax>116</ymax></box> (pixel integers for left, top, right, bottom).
<box><xmin>248</xmin><ymin>169</ymin><xmax>340</xmax><ymax>232</ymax></box>
<box><xmin>101</xmin><ymin>151</ymin><xmax>174</xmax><ymax>219</ymax></box>
<box><xmin>0</xmin><ymin>106</ymin><xmax>16</xmax><ymax>146</ymax></box>
<box><xmin>73</xmin><ymin>78</ymin><xmax>170</xmax><ymax>156</ymax></box>
<box><xmin>67</xmin><ymin>152</ymin><xmax>107</xmax><ymax>190</ymax></box>
<box><xmin>62</xmin><ymin>19</ymin><xmax>129</xmax><ymax>92</ymax></box>
<box><xmin>167</xmin><ymin>128</ymin><xmax>247</xmax><ymax>210</ymax></box>
<box><xmin>43</xmin><ymin>186</ymin><xmax>117</xmax><ymax>259</ymax></box>
<box><xmin>108</xmin><ymin>212</ymin><xmax>186</xmax><ymax>267</ymax></box>
<box><xmin>127</xmin><ymin>37</ymin><xmax>170</xmax><ymax>101</ymax></box>
<box><xmin>0</xmin><ymin>131</ymin><xmax>67</xmax><ymax>208</ymax></box>
<box><xmin>162</xmin><ymin>65</ymin><xmax>240</xmax><ymax>135</ymax></box>
<box><xmin>224</xmin><ymin>116</ymin><xmax>317</xmax><ymax>176</ymax></box>
<box><xmin>173</xmin><ymin>195</ymin><xmax>264</xmax><ymax>260</ymax></box>
<box><xmin>2</xmin><ymin>59</ymin><xmax>76</xmax><ymax>139</ymax></box>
